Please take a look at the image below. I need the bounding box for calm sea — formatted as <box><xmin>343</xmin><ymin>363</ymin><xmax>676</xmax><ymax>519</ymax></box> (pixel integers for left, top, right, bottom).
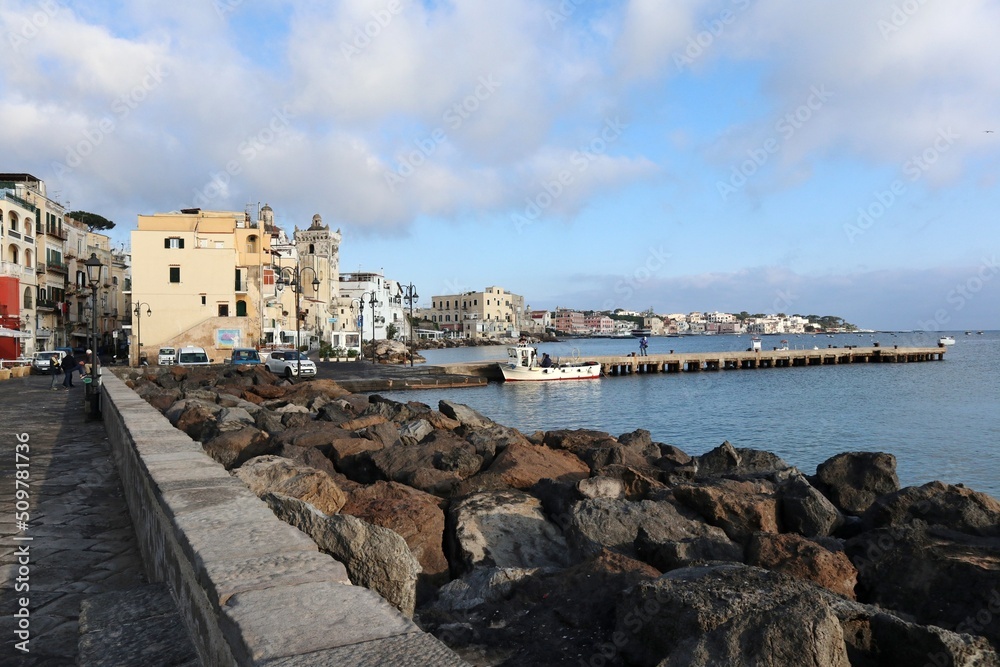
<box><xmin>380</xmin><ymin>331</ymin><xmax>1000</xmax><ymax>498</ymax></box>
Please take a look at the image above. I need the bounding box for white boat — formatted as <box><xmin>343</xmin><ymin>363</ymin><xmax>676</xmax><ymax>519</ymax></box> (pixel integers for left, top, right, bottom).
<box><xmin>631</xmin><ymin>328</ymin><xmax>652</xmax><ymax>337</ymax></box>
<box><xmin>939</xmin><ymin>336</ymin><xmax>956</xmax><ymax>346</ymax></box>
<box><xmin>499</xmin><ymin>344</ymin><xmax>601</xmax><ymax>382</ymax></box>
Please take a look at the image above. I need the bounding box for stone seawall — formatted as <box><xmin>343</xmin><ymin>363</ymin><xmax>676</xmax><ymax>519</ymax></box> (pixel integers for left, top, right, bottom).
<box><xmin>99</xmin><ymin>372</ymin><xmax>467</xmax><ymax>666</ymax></box>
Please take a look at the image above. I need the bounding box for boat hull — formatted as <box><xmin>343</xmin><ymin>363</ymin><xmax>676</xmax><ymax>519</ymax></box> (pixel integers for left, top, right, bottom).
<box><xmin>500</xmin><ymin>362</ymin><xmax>601</xmax><ymax>382</ymax></box>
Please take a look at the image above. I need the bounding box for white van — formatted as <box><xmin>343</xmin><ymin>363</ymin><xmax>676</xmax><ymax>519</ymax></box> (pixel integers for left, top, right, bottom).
<box><xmin>176</xmin><ymin>346</ymin><xmax>211</xmax><ymax>366</ymax></box>
<box><xmin>157</xmin><ymin>347</ymin><xmax>177</xmax><ymax>365</ymax></box>
<box><xmin>31</xmin><ymin>350</ymin><xmax>65</xmax><ymax>374</ymax></box>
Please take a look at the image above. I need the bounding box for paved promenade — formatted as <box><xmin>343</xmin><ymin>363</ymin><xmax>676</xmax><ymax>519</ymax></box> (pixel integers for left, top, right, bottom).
<box><xmin>0</xmin><ymin>373</ymin><xmax>197</xmax><ymax>666</ymax></box>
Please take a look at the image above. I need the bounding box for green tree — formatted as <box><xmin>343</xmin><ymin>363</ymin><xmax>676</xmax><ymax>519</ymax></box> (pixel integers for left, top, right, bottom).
<box><xmin>68</xmin><ymin>210</ymin><xmax>115</xmax><ymax>232</ymax></box>
<box><xmin>386</xmin><ymin>323</ymin><xmax>399</xmax><ymax>340</ymax></box>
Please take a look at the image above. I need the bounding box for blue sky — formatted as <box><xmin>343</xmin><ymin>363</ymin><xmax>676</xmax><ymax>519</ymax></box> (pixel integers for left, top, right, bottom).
<box><xmin>2</xmin><ymin>0</ymin><xmax>998</xmax><ymax>329</ymax></box>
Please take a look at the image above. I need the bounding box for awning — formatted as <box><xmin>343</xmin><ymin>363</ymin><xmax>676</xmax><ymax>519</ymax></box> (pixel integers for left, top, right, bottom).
<box><xmin>0</xmin><ymin>327</ymin><xmax>31</xmax><ymax>338</ymax></box>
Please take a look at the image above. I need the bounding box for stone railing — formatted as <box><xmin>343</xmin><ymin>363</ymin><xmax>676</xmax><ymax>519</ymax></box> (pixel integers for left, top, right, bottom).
<box><xmin>99</xmin><ymin>373</ymin><xmax>467</xmax><ymax>666</ymax></box>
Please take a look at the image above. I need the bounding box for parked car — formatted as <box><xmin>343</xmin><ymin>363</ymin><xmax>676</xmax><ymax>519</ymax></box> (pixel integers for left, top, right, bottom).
<box><xmin>227</xmin><ymin>348</ymin><xmax>261</xmax><ymax>365</ymax></box>
<box><xmin>157</xmin><ymin>347</ymin><xmax>177</xmax><ymax>365</ymax></box>
<box><xmin>264</xmin><ymin>349</ymin><xmax>316</xmax><ymax>378</ymax></box>
<box><xmin>176</xmin><ymin>346</ymin><xmax>212</xmax><ymax>366</ymax></box>
<box><xmin>31</xmin><ymin>350</ymin><xmax>65</xmax><ymax>374</ymax></box>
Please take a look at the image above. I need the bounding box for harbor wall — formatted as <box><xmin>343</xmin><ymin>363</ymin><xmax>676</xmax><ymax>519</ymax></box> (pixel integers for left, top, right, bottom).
<box><xmin>98</xmin><ymin>372</ymin><xmax>466</xmax><ymax>666</ymax></box>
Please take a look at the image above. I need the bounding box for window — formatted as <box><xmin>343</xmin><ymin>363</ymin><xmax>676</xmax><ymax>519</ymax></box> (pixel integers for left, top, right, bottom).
<box><xmin>236</xmin><ymin>300</ymin><xmax>247</xmax><ymax>317</ymax></box>
<box><xmin>23</xmin><ymin>287</ymin><xmax>31</xmax><ymax>309</ymax></box>
<box><xmin>200</xmin><ymin>294</ymin><xmax>206</xmax><ymax>305</ymax></box>
<box><xmin>246</xmin><ymin>235</ymin><xmax>258</xmax><ymax>253</ymax></box>
<box><xmin>165</xmin><ymin>237</ymin><xmax>184</xmax><ymax>249</ymax></box>
<box><xmin>218</xmin><ymin>304</ymin><xmax>229</xmax><ymax>317</ymax></box>
<box><xmin>169</xmin><ymin>266</ymin><xmax>180</xmax><ymax>283</ymax></box>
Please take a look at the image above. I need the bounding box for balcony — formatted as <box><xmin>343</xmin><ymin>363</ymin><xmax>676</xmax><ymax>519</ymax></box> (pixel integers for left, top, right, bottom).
<box><xmin>36</xmin><ymin>299</ymin><xmax>56</xmax><ymax>311</ymax></box>
<box><xmin>8</xmin><ymin>229</ymin><xmax>21</xmax><ymax>240</ymax></box>
<box><xmin>46</xmin><ymin>261</ymin><xmax>68</xmax><ymax>274</ymax></box>
<box><xmin>24</xmin><ymin>234</ymin><xmax>34</xmax><ymax>244</ymax></box>
<box><xmin>0</xmin><ymin>261</ymin><xmax>24</xmax><ymax>278</ymax></box>
<box><xmin>235</xmin><ymin>280</ymin><xmax>248</xmax><ymax>293</ymax></box>
<box><xmin>45</xmin><ymin>227</ymin><xmax>68</xmax><ymax>240</ymax></box>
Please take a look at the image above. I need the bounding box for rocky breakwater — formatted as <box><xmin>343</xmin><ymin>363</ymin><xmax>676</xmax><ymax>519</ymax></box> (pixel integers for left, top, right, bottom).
<box><xmin>121</xmin><ymin>364</ymin><xmax>1000</xmax><ymax>667</ymax></box>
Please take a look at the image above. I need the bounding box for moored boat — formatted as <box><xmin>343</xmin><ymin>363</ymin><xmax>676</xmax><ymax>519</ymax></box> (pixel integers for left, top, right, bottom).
<box><xmin>939</xmin><ymin>336</ymin><xmax>956</xmax><ymax>346</ymax></box>
<box><xmin>499</xmin><ymin>344</ymin><xmax>601</xmax><ymax>382</ymax></box>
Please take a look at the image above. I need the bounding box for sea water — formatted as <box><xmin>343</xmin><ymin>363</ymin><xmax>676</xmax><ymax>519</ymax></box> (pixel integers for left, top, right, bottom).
<box><xmin>379</xmin><ymin>331</ymin><xmax>1000</xmax><ymax>498</ymax></box>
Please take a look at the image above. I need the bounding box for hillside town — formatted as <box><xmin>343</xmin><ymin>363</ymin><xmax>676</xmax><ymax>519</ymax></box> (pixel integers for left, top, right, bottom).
<box><xmin>0</xmin><ymin>172</ymin><xmax>856</xmax><ymax>364</ymax></box>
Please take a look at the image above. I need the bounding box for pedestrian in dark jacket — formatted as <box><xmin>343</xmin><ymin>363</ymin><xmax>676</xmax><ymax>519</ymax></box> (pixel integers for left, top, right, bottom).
<box><xmin>49</xmin><ymin>354</ymin><xmax>61</xmax><ymax>389</ymax></box>
<box><xmin>61</xmin><ymin>352</ymin><xmax>78</xmax><ymax>388</ymax></box>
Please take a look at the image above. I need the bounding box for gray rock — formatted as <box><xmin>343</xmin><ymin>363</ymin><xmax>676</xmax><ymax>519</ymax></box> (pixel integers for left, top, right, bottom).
<box><xmin>448</xmin><ymin>491</ymin><xmax>571</xmax><ymax>574</ymax></box>
<box><xmin>577</xmin><ymin>476</ymin><xmax>625</xmax><ymax>500</ymax></box>
<box><xmin>814</xmin><ymin>451</ymin><xmax>899</xmax><ymax>515</ymax></box>
<box><xmin>235</xmin><ymin>455</ymin><xmax>347</xmax><ymax>515</ymax></box>
<box><xmin>432</xmin><ymin>567</ymin><xmax>543</xmax><ymax>613</ymax></box>
<box><xmin>779</xmin><ymin>474</ymin><xmax>845</xmax><ymax>537</ymax></box>
<box><xmin>861</xmin><ymin>481</ymin><xmax>1000</xmax><ymax>537</ymax></box>
<box><xmin>438</xmin><ymin>400</ymin><xmax>494</xmax><ymax>429</ymax></box>
<box><xmin>399</xmin><ymin>419</ymin><xmax>434</xmax><ymax>446</ymax></box>
<box><xmin>264</xmin><ymin>493</ymin><xmax>420</xmax><ymax>617</ymax></box>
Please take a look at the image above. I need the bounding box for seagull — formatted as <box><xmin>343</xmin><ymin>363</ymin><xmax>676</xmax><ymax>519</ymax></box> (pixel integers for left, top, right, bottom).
<box><xmin>986</xmin><ymin>130</ymin><xmax>995</xmax><ymax>133</ymax></box>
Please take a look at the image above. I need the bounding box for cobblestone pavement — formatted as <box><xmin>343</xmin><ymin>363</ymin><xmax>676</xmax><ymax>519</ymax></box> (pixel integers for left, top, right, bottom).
<box><xmin>0</xmin><ymin>373</ymin><xmax>148</xmax><ymax>665</ymax></box>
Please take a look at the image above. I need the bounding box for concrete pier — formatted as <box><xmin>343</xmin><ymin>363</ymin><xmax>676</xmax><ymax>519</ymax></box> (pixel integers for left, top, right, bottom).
<box><xmin>596</xmin><ymin>345</ymin><xmax>945</xmax><ymax>376</ymax></box>
<box><xmin>435</xmin><ymin>346</ymin><xmax>946</xmax><ymax>381</ymax></box>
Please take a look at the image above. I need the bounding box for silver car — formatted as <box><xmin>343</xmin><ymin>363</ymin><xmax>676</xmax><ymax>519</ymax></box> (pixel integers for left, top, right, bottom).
<box><xmin>264</xmin><ymin>350</ymin><xmax>317</xmax><ymax>378</ymax></box>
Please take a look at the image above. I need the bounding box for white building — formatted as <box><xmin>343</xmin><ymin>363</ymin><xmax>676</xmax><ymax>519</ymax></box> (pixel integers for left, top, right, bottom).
<box><xmin>338</xmin><ymin>271</ymin><xmax>406</xmax><ymax>344</ymax></box>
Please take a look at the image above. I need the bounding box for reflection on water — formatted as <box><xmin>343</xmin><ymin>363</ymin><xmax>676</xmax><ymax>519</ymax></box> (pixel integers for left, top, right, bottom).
<box><xmin>394</xmin><ymin>332</ymin><xmax>999</xmax><ymax>497</ymax></box>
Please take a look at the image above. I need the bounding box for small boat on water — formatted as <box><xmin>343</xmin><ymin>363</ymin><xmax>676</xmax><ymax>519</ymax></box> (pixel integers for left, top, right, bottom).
<box><xmin>631</xmin><ymin>328</ymin><xmax>652</xmax><ymax>337</ymax></box>
<box><xmin>939</xmin><ymin>336</ymin><xmax>956</xmax><ymax>346</ymax></box>
<box><xmin>499</xmin><ymin>344</ymin><xmax>601</xmax><ymax>382</ymax></box>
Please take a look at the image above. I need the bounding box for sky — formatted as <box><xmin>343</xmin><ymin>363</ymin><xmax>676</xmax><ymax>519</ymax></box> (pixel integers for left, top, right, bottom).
<box><xmin>2</xmin><ymin>0</ymin><xmax>998</xmax><ymax>330</ymax></box>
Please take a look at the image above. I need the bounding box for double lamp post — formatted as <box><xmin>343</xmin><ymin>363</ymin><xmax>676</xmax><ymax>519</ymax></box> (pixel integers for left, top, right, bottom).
<box><xmin>83</xmin><ymin>253</ymin><xmax>104</xmax><ymax>417</ymax></box>
<box><xmin>275</xmin><ymin>264</ymin><xmax>320</xmax><ymax>378</ymax></box>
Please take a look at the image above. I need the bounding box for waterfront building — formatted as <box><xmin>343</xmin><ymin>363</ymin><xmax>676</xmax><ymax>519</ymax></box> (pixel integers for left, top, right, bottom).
<box><xmin>267</xmin><ymin>212</ymin><xmax>344</xmax><ymax>351</ymax></box>
<box><xmin>0</xmin><ymin>185</ymin><xmax>39</xmax><ymax>358</ymax></box>
<box><xmin>0</xmin><ymin>174</ymin><xmax>70</xmax><ymax>355</ymax></box>
<box><xmin>584</xmin><ymin>314</ymin><xmax>615</xmax><ymax>335</ymax></box>
<box><xmin>553</xmin><ymin>308</ymin><xmax>586</xmax><ymax>335</ymax></box>
<box><xmin>430</xmin><ymin>286</ymin><xmax>524</xmax><ymax>339</ymax></box>
<box><xmin>527</xmin><ymin>309</ymin><xmax>552</xmax><ymax>334</ymax></box>
<box><xmin>337</xmin><ymin>270</ymin><xmax>404</xmax><ymax>349</ymax></box>
<box><xmin>130</xmin><ymin>207</ymin><xmax>273</xmax><ymax>363</ymax></box>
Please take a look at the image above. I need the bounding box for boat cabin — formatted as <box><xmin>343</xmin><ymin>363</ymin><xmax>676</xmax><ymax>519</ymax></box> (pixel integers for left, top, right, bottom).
<box><xmin>507</xmin><ymin>344</ymin><xmax>539</xmax><ymax>368</ymax></box>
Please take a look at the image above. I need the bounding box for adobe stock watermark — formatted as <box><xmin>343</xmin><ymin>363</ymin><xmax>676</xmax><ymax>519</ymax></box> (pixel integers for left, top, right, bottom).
<box><xmin>383</xmin><ymin>75</ymin><xmax>501</xmax><ymax>192</ymax></box>
<box><xmin>674</xmin><ymin>0</ymin><xmax>753</xmax><ymax>71</ymax></box>
<box><xmin>545</xmin><ymin>0</ymin><xmax>589</xmax><ymax>30</ymax></box>
<box><xmin>341</xmin><ymin>0</ymin><xmax>403</xmax><ymax>61</ymax></box>
<box><xmin>716</xmin><ymin>84</ymin><xmax>833</xmax><ymax>202</ymax></box>
<box><xmin>843</xmin><ymin>127</ymin><xmax>958</xmax><ymax>243</ymax></box>
<box><xmin>600</xmin><ymin>245</ymin><xmax>671</xmax><ymax>309</ymax></box>
<box><xmin>915</xmin><ymin>255</ymin><xmax>998</xmax><ymax>333</ymax></box>
<box><xmin>51</xmin><ymin>64</ymin><xmax>169</xmax><ymax>178</ymax></box>
<box><xmin>7</xmin><ymin>0</ymin><xmax>62</xmax><ymax>52</ymax></box>
<box><xmin>192</xmin><ymin>105</ymin><xmax>295</xmax><ymax>207</ymax></box>
<box><xmin>512</xmin><ymin>117</ymin><xmax>627</xmax><ymax>233</ymax></box>
<box><xmin>213</xmin><ymin>0</ymin><xmax>244</xmax><ymax>20</ymax></box>
<box><xmin>877</xmin><ymin>0</ymin><xmax>930</xmax><ymax>40</ymax></box>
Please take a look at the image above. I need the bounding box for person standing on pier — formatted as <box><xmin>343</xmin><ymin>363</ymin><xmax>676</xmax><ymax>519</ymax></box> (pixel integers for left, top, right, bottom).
<box><xmin>639</xmin><ymin>336</ymin><xmax>649</xmax><ymax>356</ymax></box>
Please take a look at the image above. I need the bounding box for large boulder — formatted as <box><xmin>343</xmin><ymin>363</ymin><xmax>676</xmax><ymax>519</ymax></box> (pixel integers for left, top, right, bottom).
<box><xmin>861</xmin><ymin>481</ymin><xmax>1000</xmax><ymax>537</ymax></box>
<box><xmin>369</xmin><ymin>430</ymin><xmax>483</xmax><ymax>496</ymax></box>
<box><xmin>693</xmin><ymin>440</ymin><xmax>792</xmax><ymax>480</ymax></box>
<box><xmin>746</xmin><ymin>532</ymin><xmax>857</xmax><ymax>599</ymax></box>
<box><xmin>847</xmin><ymin>522</ymin><xmax>1000</xmax><ymax>650</ymax></box>
<box><xmin>448</xmin><ymin>490</ymin><xmax>572</xmax><ymax>575</ymax></box>
<box><xmin>671</xmin><ymin>479</ymin><xmax>782</xmax><ymax>543</ymax></box>
<box><xmin>778</xmin><ymin>474</ymin><xmax>845</xmax><ymax>537</ymax></box>
<box><xmin>341</xmin><ymin>481</ymin><xmax>449</xmax><ymax>596</ymax></box>
<box><xmin>470</xmin><ymin>441</ymin><xmax>590</xmax><ymax>491</ymax></box>
<box><xmin>614</xmin><ymin>564</ymin><xmax>998</xmax><ymax>667</ymax></box>
<box><xmin>327</xmin><ymin>436</ymin><xmax>385</xmax><ymax>482</ymax></box>
<box><xmin>165</xmin><ymin>398</ymin><xmax>223</xmax><ymax>442</ymax></box>
<box><xmin>263</xmin><ymin>493</ymin><xmax>419</xmax><ymax>617</ymax></box>
<box><xmin>438</xmin><ymin>400</ymin><xmax>494</xmax><ymax>429</ymax></box>
<box><xmin>563</xmin><ymin>498</ymin><xmax>736</xmax><ymax>561</ymax></box>
<box><xmin>202</xmin><ymin>427</ymin><xmax>273</xmax><ymax>470</ymax></box>
<box><xmin>814</xmin><ymin>452</ymin><xmax>900</xmax><ymax>515</ymax></box>
<box><xmin>235</xmin><ymin>455</ymin><xmax>347</xmax><ymax>515</ymax></box>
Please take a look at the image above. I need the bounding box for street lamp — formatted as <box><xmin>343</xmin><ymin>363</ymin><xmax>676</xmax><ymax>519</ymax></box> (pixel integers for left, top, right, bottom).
<box><xmin>132</xmin><ymin>301</ymin><xmax>151</xmax><ymax>366</ymax></box>
<box><xmin>275</xmin><ymin>264</ymin><xmax>321</xmax><ymax>379</ymax></box>
<box><xmin>402</xmin><ymin>283</ymin><xmax>418</xmax><ymax>367</ymax></box>
<box><xmin>361</xmin><ymin>291</ymin><xmax>381</xmax><ymax>364</ymax></box>
<box><xmin>83</xmin><ymin>253</ymin><xmax>104</xmax><ymax>417</ymax></box>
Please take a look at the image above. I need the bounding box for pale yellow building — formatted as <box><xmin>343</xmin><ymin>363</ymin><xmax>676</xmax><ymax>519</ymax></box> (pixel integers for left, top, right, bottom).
<box><xmin>430</xmin><ymin>286</ymin><xmax>524</xmax><ymax>339</ymax></box>
<box><xmin>130</xmin><ymin>208</ymin><xmax>272</xmax><ymax>364</ymax></box>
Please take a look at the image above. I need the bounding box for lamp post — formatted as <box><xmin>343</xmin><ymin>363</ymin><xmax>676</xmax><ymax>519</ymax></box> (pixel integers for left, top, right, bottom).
<box><xmin>361</xmin><ymin>291</ymin><xmax>381</xmax><ymax>364</ymax></box>
<box><xmin>402</xmin><ymin>283</ymin><xmax>418</xmax><ymax>367</ymax></box>
<box><xmin>132</xmin><ymin>301</ymin><xmax>151</xmax><ymax>366</ymax></box>
<box><xmin>275</xmin><ymin>264</ymin><xmax>321</xmax><ymax>379</ymax></box>
<box><xmin>83</xmin><ymin>253</ymin><xmax>104</xmax><ymax>417</ymax></box>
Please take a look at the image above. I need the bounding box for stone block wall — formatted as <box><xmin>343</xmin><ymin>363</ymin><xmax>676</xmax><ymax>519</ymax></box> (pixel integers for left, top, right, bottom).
<box><xmin>99</xmin><ymin>373</ymin><xmax>467</xmax><ymax>666</ymax></box>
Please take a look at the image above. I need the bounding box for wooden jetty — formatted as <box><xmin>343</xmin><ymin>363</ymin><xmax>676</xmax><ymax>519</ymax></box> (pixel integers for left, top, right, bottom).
<box><xmin>435</xmin><ymin>345</ymin><xmax>946</xmax><ymax>381</ymax></box>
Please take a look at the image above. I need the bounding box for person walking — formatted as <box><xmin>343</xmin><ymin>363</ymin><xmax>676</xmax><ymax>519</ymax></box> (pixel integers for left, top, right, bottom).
<box><xmin>639</xmin><ymin>336</ymin><xmax>649</xmax><ymax>357</ymax></box>
<box><xmin>61</xmin><ymin>350</ymin><xmax>78</xmax><ymax>388</ymax></box>
<box><xmin>49</xmin><ymin>353</ymin><xmax>61</xmax><ymax>390</ymax></box>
